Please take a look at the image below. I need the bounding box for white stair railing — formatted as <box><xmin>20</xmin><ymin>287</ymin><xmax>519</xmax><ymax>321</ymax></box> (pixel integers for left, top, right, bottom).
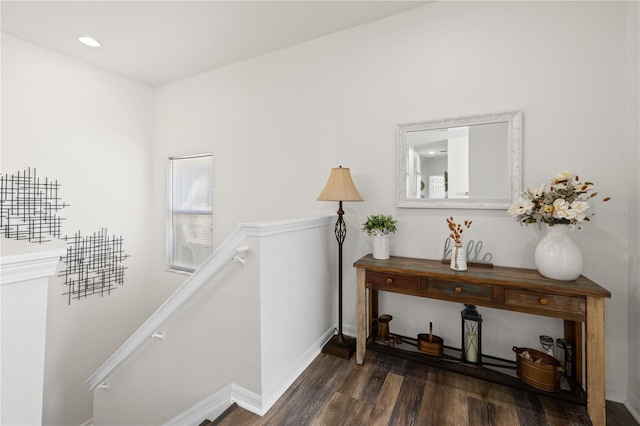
<box><xmin>87</xmin><ymin>226</ymin><xmax>251</xmax><ymax>390</ymax></box>
<box><xmin>87</xmin><ymin>216</ymin><xmax>335</xmax><ymax>392</ymax></box>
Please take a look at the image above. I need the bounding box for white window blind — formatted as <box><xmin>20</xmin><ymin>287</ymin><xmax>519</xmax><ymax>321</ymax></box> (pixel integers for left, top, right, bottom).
<box><xmin>168</xmin><ymin>154</ymin><xmax>213</xmax><ymax>272</ymax></box>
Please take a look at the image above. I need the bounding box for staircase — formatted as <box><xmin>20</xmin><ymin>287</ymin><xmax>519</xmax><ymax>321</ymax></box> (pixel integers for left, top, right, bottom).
<box><xmin>89</xmin><ymin>216</ymin><xmax>339</xmax><ymax>425</ymax></box>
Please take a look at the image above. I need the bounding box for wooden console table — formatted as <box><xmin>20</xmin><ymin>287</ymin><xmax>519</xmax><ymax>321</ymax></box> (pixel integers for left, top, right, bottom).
<box><xmin>354</xmin><ymin>254</ymin><xmax>611</xmax><ymax>426</ymax></box>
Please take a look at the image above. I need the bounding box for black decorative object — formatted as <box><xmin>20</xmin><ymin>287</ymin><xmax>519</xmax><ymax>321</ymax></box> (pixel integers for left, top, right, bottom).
<box><xmin>0</xmin><ymin>167</ymin><xmax>67</xmax><ymax>243</ymax></box>
<box><xmin>0</xmin><ymin>167</ymin><xmax>130</xmax><ymax>304</ymax></box>
<box><xmin>461</xmin><ymin>304</ymin><xmax>482</xmax><ymax>365</ymax></box>
<box><xmin>59</xmin><ymin>228</ymin><xmax>129</xmax><ymax>304</ymax></box>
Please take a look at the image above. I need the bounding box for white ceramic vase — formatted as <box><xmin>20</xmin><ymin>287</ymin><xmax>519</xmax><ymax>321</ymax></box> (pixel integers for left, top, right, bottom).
<box><xmin>450</xmin><ymin>242</ymin><xmax>467</xmax><ymax>271</ymax></box>
<box><xmin>534</xmin><ymin>225</ymin><xmax>583</xmax><ymax>281</ymax></box>
<box><xmin>372</xmin><ymin>235</ymin><xmax>390</xmax><ymax>260</ymax></box>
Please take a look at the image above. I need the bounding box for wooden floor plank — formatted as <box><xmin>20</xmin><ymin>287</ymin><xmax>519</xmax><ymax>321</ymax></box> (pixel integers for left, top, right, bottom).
<box><xmin>336</xmin><ymin>354</ymin><xmax>371</xmax><ymax>398</ymax></box>
<box><xmin>349</xmin><ymin>350</ymin><xmax>395</xmax><ymax>405</ymax></box>
<box><xmin>512</xmin><ymin>388</ymin><xmax>551</xmax><ymax>426</ymax></box>
<box><xmin>262</xmin><ymin>354</ymin><xmax>352</xmax><ymax>425</ymax></box>
<box><xmin>398</xmin><ymin>354</ymin><xmax>429</xmax><ymax>380</ymax></box>
<box><xmin>419</xmin><ymin>367</ymin><xmax>469</xmax><ymax>425</ymax></box>
<box><xmin>210</xmin><ymin>351</ymin><xmax>638</xmax><ymax>426</ymax></box>
<box><xmin>539</xmin><ymin>394</ymin><xmax>592</xmax><ymax>426</ymax></box>
<box><xmin>468</xmin><ymin>396</ymin><xmax>498</xmax><ymax>426</ymax></box>
<box><xmin>366</xmin><ymin>372</ymin><xmax>404</xmax><ymax>426</ymax></box>
<box><xmin>211</xmin><ymin>403</ymin><xmax>261</xmax><ymax>426</ymax></box>
<box><xmin>387</xmin><ymin>372</ymin><xmax>425</xmax><ymax>425</ymax></box>
<box><xmin>470</xmin><ymin>373</ymin><xmax>523</xmax><ymax>425</ymax></box>
<box><xmin>310</xmin><ymin>392</ymin><xmax>373</xmax><ymax>426</ymax></box>
<box><xmin>606</xmin><ymin>401</ymin><xmax>638</xmax><ymax>426</ymax></box>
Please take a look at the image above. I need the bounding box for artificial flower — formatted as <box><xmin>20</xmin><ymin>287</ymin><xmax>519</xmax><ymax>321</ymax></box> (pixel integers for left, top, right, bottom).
<box><xmin>508</xmin><ymin>171</ymin><xmax>610</xmax><ymax>228</ymax></box>
<box><xmin>553</xmin><ymin>170</ymin><xmax>573</xmax><ymax>183</ymax></box>
<box><xmin>531</xmin><ymin>184</ymin><xmax>545</xmax><ymax>199</ymax></box>
<box><xmin>507</xmin><ymin>198</ymin><xmax>534</xmax><ymax>217</ymax></box>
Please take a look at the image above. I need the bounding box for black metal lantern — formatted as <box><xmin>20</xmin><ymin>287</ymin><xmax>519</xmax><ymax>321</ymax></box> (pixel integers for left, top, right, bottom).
<box><xmin>461</xmin><ymin>304</ymin><xmax>482</xmax><ymax>365</ymax></box>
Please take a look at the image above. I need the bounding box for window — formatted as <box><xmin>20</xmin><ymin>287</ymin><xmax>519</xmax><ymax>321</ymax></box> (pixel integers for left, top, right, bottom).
<box><xmin>168</xmin><ymin>154</ymin><xmax>213</xmax><ymax>272</ymax></box>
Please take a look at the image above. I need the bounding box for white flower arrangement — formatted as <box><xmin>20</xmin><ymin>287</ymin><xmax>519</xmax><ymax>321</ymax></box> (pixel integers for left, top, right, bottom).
<box><xmin>508</xmin><ymin>171</ymin><xmax>610</xmax><ymax>228</ymax></box>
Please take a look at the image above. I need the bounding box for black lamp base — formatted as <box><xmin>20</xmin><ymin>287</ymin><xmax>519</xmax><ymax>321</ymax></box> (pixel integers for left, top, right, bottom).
<box><xmin>321</xmin><ymin>333</ymin><xmax>356</xmax><ymax>360</ymax></box>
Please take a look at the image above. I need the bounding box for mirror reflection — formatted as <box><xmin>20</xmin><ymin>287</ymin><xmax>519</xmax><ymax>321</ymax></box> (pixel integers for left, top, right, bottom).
<box><xmin>406</xmin><ymin>122</ymin><xmax>508</xmax><ymax>199</ymax></box>
<box><xmin>397</xmin><ymin>111</ymin><xmax>522</xmax><ymax>209</ymax></box>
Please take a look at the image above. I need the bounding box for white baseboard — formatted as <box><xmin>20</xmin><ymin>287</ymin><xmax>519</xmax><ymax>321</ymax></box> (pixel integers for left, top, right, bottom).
<box><xmin>625</xmin><ymin>391</ymin><xmax>640</xmax><ymax>423</ymax></box>
<box><xmin>605</xmin><ymin>384</ymin><xmax>640</xmax><ymax>422</ymax></box>
<box><xmin>163</xmin><ymin>326</ymin><xmax>336</xmax><ymax>424</ymax></box>
<box><xmin>606</xmin><ymin>385</ymin><xmax>628</xmax><ymax>403</ymax></box>
<box><xmin>78</xmin><ymin>418</ymin><xmax>94</xmax><ymax>426</ymax></box>
<box><xmin>258</xmin><ymin>327</ymin><xmax>335</xmax><ymax>415</ymax></box>
<box><xmin>230</xmin><ymin>383</ymin><xmax>263</xmax><ymax>415</ymax></box>
<box><xmin>342</xmin><ymin>323</ymin><xmax>356</xmax><ymax>339</ymax></box>
<box><xmin>163</xmin><ymin>385</ymin><xmax>233</xmax><ymax>426</ymax></box>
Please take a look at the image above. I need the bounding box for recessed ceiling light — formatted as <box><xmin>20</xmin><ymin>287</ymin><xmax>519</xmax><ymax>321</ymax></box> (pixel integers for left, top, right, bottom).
<box><xmin>78</xmin><ymin>36</ymin><xmax>101</xmax><ymax>48</ymax></box>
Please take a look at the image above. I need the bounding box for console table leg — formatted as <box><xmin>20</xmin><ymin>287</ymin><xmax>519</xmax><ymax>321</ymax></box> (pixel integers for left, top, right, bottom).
<box><xmin>356</xmin><ymin>268</ymin><xmax>366</xmax><ymax>365</ymax></box>
<box><xmin>586</xmin><ymin>297</ymin><xmax>606</xmax><ymax>426</ymax></box>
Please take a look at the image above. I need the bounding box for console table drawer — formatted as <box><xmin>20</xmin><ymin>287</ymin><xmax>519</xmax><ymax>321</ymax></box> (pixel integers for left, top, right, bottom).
<box><xmin>504</xmin><ymin>289</ymin><xmax>586</xmax><ymax>318</ymax></box>
<box><xmin>366</xmin><ymin>272</ymin><xmax>418</xmax><ymax>292</ymax></box>
<box><xmin>428</xmin><ymin>279</ymin><xmax>494</xmax><ymax>303</ymax></box>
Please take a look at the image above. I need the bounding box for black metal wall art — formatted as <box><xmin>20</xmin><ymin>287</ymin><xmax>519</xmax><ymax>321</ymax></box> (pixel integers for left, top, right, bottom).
<box><xmin>59</xmin><ymin>229</ymin><xmax>129</xmax><ymax>304</ymax></box>
<box><xmin>0</xmin><ymin>167</ymin><xmax>130</xmax><ymax>304</ymax></box>
<box><xmin>0</xmin><ymin>167</ymin><xmax>67</xmax><ymax>242</ymax></box>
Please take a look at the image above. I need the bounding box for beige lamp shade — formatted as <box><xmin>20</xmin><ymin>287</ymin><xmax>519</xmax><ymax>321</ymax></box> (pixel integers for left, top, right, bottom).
<box><xmin>317</xmin><ymin>166</ymin><xmax>364</xmax><ymax>202</ymax></box>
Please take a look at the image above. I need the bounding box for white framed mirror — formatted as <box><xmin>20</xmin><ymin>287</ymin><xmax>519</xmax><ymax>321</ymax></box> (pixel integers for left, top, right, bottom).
<box><xmin>396</xmin><ymin>110</ymin><xmax>523</xmax><ymax>209</ymax></box>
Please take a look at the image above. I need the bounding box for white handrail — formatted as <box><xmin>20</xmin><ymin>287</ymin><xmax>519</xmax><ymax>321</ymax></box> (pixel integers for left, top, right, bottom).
<box><xmin>87</xmin><ymin>216</ymin><xmax>334</xmax><ymax>390</ymax></box>
<box><xmin>87</xmin><ymin>226</ymin><xmax>249</xmax><ymax>390</ymax></box>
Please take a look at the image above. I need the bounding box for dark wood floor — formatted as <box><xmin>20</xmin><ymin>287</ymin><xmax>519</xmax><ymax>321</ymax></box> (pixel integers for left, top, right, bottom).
<box><xmin>212</xmin><ymin>350</ymin><xmax>638</xmax><ymax>426</ymax></box>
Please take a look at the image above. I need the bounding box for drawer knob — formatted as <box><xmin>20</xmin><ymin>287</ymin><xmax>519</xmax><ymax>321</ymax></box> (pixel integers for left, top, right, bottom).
<box><xmin>386</xmin><ymin>278</ymin><xmax>393</xmax><ymax>284</ymax></box>
<box><xmin>455</xmin><ymin>287</ymin><xmax>462</xmax><ymax>294</ymax></box>
<box><xmin>539</xmin><ymin>298</ymin><xmax>548</xmax><ymax>305</ymax></box>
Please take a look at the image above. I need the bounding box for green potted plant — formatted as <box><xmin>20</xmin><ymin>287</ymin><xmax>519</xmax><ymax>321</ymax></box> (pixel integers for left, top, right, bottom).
<box><xmin>361</xmin><ymin>214</ymin><xmax>397</xmax><ymax>259</ymax></box>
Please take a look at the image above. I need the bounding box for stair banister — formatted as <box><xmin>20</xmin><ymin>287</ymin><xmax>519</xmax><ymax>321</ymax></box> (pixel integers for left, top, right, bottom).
<box><xmin>87</xmin><ymin>216</ymin><xmax>333</xmax><ymax>391</ymax></box>
<box><xmin>87</xmin><ymin>226</ymin><xmax>250</xmax><ymax>390</ymax></box>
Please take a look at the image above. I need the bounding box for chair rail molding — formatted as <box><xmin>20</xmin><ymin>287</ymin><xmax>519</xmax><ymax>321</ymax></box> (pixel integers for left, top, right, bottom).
<box><xmin>0</xmin><ymin>239</ymin><xmax>66</xmax><ymax>284</ymax></box>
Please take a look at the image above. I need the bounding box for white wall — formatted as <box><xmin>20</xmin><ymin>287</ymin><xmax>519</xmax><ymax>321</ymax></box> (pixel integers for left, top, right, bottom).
<box><xmin>1</xmin><ymin>36</ymin><xmax>154</xmax><ymax>425</ymax></box>
<box><xmin>152</xmin><ymin>0</ymin><xmax>637</xmax><ymax>407</ymax></box>
<box><xmin>258</xmin><ymin>220</ymin><xmax>336</xmax><ymax>401</ymax></box>
<box><xmin>625</xmin><ymin>0</ymin><xmax>640</xmax><ymax>417</ymax></box>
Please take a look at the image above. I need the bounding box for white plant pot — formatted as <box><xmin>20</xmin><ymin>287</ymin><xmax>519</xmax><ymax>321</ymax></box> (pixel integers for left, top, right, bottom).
<box><xmin>372</xmin><ymin>235</ymin><xmax>390</xmax><ymax>260</ymax></box>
